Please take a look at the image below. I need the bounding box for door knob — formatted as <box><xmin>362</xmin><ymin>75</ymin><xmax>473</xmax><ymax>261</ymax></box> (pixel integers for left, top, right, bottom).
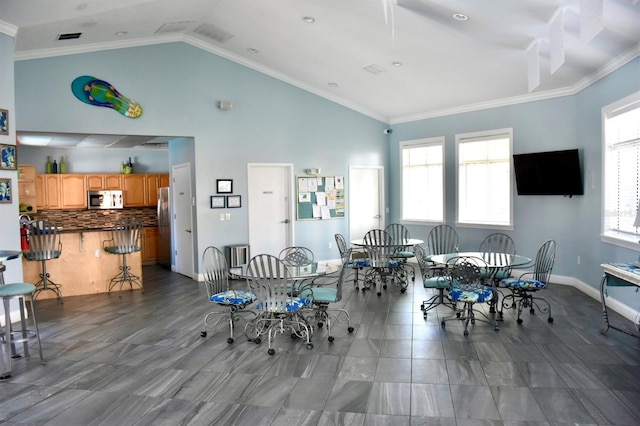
<box><xmin>186</xmin><ymin>229</ymin><xmax>192</xmax><ymax>233</ymax></box>
<box><xmin>282</xmin><ymin>219</ymin><xmax>290</xmax><ymax>224</ymax></box>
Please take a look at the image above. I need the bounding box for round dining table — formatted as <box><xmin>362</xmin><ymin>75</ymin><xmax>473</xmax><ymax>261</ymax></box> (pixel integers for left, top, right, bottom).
<box><xmin>429</xmin><ymin>251</ymin><xmax>531</xmax><ymax>269</ymax></box>
<box><xmin>350</xmin><ymin>238</ymin><xmax>424</xmax><ymax>247</ymax></box>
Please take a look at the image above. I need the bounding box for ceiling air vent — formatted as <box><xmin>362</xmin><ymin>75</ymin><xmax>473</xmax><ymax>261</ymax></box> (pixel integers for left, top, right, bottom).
<box><xmin>57</xmin><ymin>32</ymin><xmax>82</xmax><ymax>41</ymax></box>
<box><xmin>362</xmin><ymin>64</ymin><xmax>385</xmax><ymax>75</ymax></box>
<box><xmin>192</xmin><ymin>23</ymin><xmax>234</xmax><ymax>43</ymax></box>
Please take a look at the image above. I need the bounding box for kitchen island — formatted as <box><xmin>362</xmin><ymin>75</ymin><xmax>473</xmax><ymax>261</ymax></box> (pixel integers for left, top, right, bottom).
<box><xmin>22</xmin><ymin>229</ymin><xmax>142</xmax><ymax>299</ymax></box>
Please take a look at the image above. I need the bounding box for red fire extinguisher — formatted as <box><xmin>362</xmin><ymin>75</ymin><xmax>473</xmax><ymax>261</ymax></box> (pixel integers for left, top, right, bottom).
<box><xmin>20</xmin><ymin>224</ymin><xmax>29</xmax><ymax>250</ymax></box>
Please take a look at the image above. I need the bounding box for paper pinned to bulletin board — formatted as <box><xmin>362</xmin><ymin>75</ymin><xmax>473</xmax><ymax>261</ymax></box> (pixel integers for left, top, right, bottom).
<box><xmin>297</xmin><ymin>175</ymin><xmax>345</xmax><ymax>220</ymax></box>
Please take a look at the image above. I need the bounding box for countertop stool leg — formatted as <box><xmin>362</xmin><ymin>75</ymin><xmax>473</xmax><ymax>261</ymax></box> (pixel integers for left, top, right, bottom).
<box><xmin>1</xmin><ymin>297</ymin><xmax>13</xmax><ymax>379</ymax></box>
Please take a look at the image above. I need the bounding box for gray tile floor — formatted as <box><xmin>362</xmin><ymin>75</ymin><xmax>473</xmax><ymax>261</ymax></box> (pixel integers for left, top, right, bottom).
<box><xmin>1</xmin><ymin>263</ymin><xmax>640</xmax><ymax>425</ymax></box>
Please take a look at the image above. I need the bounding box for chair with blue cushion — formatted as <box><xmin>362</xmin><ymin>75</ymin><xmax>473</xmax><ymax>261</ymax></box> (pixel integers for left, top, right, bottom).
<box><xmin>200</xmin><ymin>246</ymin><xmax>256</xmax><ymax>343</ymax></box>
<box><xmin>385</xmin><ymin>223</ymin><xmax>416</xmax><ymax>287</ymax></box>
<box><xmin>299</xmin><ymin>250</ymin><xmax>355</xmax><ymax>342</ymax></box>
<box><xmin>499</xmin><ymin>240</ymin><xmax>556</xmax><ymax>325</ymax></box>
<box><xmin>425</xmin><ymin>224</ymin><xmax>459</xmax><ymax>277</ymax></box>
<box><xmin>441</xmin><ymin>256</ymin><xmax>499</xmax><ymax>336</ymax></box>
<box><xmin>245</xmin><ymin>254</ymin><xmax>314</xmax><ymax>355</ymax></box>
<box><xmin>479</xmin><ymin>232</ymin><xmax>516</xmax><ymax>312</ymax></box>
<box><xmin>415</xmin><ymin>244</ymin><xmax>457</xmax><ymax>319</ymax></box>
<box><xmin>362</xmin><ymin>229</ymin><xmax>404</xmax><ymax>295</ymax></box>
<box><xmin>102</xmin><ymin>215</ymin><xmax>143</xmax><ymax>296</ymax></box>
<box><xmin>334</xmin><ymin>233</ymin><xmax>368</xmax><ymax>289</ymax></box>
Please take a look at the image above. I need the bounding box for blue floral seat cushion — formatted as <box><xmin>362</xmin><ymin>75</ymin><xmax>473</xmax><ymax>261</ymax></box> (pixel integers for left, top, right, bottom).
<box><xmin>346</xmin><ymin>259</ymin><xmax>370</xmax><ymax>268</ymax></box>
<box><xmin>501</xmin><ymin>277</ymin><xmax>546</xmax><ymax>290</ymax></box>
<box><xmin>210</xmin><ymin>290</ymin><xmax>256</xmax><ymax>305</ymax></box>
<box><xmin>448</xmin><ymin>286</ymin><xmax>493</xmax><ymax>303</ymax></box>
<box><xmin>255</xmin><ymin>296</ymin><xmax>311</xmax><ymax>312</ymax></box>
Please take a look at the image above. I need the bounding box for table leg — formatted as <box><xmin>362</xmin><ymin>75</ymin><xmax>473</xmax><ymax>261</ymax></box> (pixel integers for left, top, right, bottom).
<box><xmin>1</xmin><ymin>298</ymin><xmax>12</xmax><ymax>379</ymax></box>
<box><xmin>599</xmin><ymin>273</ymin><xmax>611</xmax><ymax>334</ymax></box>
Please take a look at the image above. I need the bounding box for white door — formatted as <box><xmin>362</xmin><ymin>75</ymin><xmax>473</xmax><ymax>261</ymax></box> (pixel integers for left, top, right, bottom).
<box><xmin>248</xmin><ymin>163</ymin><xmax>294</xmax><ymax>257</ymax></box>
<box><xmin>349</xmin><ymin>166</ymin><xmax>384</xmax><ymax>240</ymax></box>
<box><xmin>172</xmin><ymin>163</ymin><xmax>194</xmax><ymax>278</ymax></box>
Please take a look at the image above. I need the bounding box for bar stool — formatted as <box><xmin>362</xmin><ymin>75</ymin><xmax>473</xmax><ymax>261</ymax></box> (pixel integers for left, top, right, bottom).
<box><xmin>103</xmin><ymin>215</ymin><xmax>144</xmax><ymax>296</ymax></box>
<box><xmin>22</xmin><ymin>220</ymin><xmax>63</xmax><ymax>303</ymax></box>
<box><xmin>0</xmin><ymin>261</ymin><xmax>46</xmax><ymax>380</ymax></box>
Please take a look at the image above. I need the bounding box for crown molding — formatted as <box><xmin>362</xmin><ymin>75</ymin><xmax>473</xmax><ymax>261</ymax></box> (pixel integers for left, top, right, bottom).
<box><xmin>0</xmin><ymin>20</ymin><xmax>18</xmax><ymax>37</ymax></box>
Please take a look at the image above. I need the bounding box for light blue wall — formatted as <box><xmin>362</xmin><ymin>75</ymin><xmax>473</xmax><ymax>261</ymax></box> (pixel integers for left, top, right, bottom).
<box><xmin>389</xmin><ymin>56</ymin><xmax>640</xmax><ymax>310</ymax></box>
<box><xmin>0</xmin><ymin>32</ymin><xmax>22</xmax><ymax>285</ymax></box>
<box><xmin>14</xmin><ymin>42</ymin><xmax>389</xmax><ymax>266</ymax></box>
<box><xmin>17</xmin><ymin>145</ymin><xmax>170</xmax><ymax>174</ymax></box>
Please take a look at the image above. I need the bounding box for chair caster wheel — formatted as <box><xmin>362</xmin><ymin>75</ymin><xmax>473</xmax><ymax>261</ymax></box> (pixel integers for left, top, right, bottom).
<box><xmin>227</xmin><ymin>337</ymin><xmax>234</xmax><ymax>344</ymax></box>
<box><xmin>362</xmin><ymin>288</ymin><xmax>366</xmax><ymax>293</ymax></box>
<box><xmin>268</xmin><ymin>348</ymin><xmax>275</xmax><ymax>355</ymax></box>
<box><xmin>517</xmin><ymin>318</ymin><xmax>523</xmax><ymax>325</ymax></box>
<box><xmin>441</xmin><ymin>320</ymin><xmax>446</xmax><ymax>328</ymax></box>
<box><xmin>291</xmin><ymin>333</ymin><xmax>298</xmax><ymax>339</ymax></box>
<box><xmin>494</xmin><ymin>326</ymin><xmax>499</xmax><ymax>331</ymax></box>
<box><xmin>383</xmin><ymin>285</ymin><xmax>388</xmax><ymax>290</ymax></box>
<box><xmin>254</xmin><ymin>338</ymin><xmax>261</xmax><ymax>345</ymax></box>
<box><xmin>530</xmin><ymin>308</ymin><xmax>535</xmax><ymax>314</ymax></box>
<box><xmin>401</xmin><ymin>288</ymin><xmax>406</xmax><ymax>293</ymax></box>
<box><xmin>317</xmin><ymin>322</ymin><xmax>324</xmax><ymax>328</ymax></box>
<box><xmin>420</xmin><ymin>304</ymin><xmax>424</xmax><ymax>310</ymax></box>
<box><xmin>328</xmin><ymin>336</ymin><xmax>334</xmax><ymax>342</ymax></box>
<box><xmin>200</xmin><ymin>331</ymin><xmax>207</xmax><ymax>338</ymax></box>
<box><xmin>423</xmin><ymin>313</ymin><xmax>427</xmax><ymax>319</ymax></box>
<box><xmin>548</xmin><ymin>317</ymin><xmax>554</xmax><ymax>323</ymax></box>
<box><xmin>464</xmin><ymin>330</ymin><xmax>469</xmax><ymax>336</ymax></box>
<box><xmin>471</xmin><ymin>319</ymin><xmax>476</xmax><ymax>324</ymax></box>
<box><xmin>456</xmin><ymin>312</ymin><xmax>461</xmax><ymax>318</ymax></box>
<box><xmin>348</xmin><ymin>326</ymin><xmax>354</xmax><ymax>333</ymax></box>
<box><xmin>306</xmin><ymin>343</ymin><xmax>314</xmax><ymax>350</ymax></box>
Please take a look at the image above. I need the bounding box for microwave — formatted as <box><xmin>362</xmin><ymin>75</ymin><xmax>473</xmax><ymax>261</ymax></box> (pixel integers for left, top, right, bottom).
<box><xmin>87</xmin><ymin>190</ymin><xmax>124</xmax><ymax>209</ymax></box>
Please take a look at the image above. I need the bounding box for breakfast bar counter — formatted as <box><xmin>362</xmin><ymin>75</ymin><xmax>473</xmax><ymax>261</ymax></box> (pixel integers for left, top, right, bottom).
<box><xmin>21</xmin><ymin>229</ymin><xmax>142</xmax><ymax>300</ymax></box>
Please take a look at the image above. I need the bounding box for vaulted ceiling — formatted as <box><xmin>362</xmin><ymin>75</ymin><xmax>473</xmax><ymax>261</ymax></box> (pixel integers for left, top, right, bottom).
<box><xmin>2</xmin><ymin>0</ymin><xmax>640</xmax><ymax>148</ymax></box>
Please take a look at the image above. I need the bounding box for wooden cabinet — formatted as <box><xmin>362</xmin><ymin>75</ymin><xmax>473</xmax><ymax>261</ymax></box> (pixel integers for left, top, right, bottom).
<box><xmin>60</xmin><ymin>175</ymin><xmax>87</xmax><ymax>209</ymax></box>
<box><xmin>36</xmin><ymin>174</ymin><xmax>61</xmax><ymax>209</ymax></box>
<box><xmin>122</xmin><ymin>174</ymin><xmax>147</xmax><ymax>207</ymax></box>
<box><xmin>86</xmin><ymin>174</ymin><xmax>105</xmax><ymax>190</ymax></box>
<box><xmin>160</xmin><ymin>174</ymin><xmax>170</xmax><ymax>187</ymax></box>
<box><xmin>105</xmin><ymin>174</ymin><xmax>122</xmax><ymax>189</ymax></box>
<box><xmin>17</xmin><ymin>164</ymin><xmax>37</xmax><ymax>213</ymax></box>
<box><xmin>141</xmin><ymin>227</ymin><xmax>159</xmax><ymax>264</ymax></box>
<box><xmin>146</xmin><ymin>174</ymin><xmax>162</xmax><ymax>206</ymax></box>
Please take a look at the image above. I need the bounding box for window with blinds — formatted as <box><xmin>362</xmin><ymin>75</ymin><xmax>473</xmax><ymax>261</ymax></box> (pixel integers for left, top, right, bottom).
<box><xmin>603</xmin><ymin>90</ymin><xmax>640</xmax><ymax>244</ymax></box>
<box><xmin>400</xmin><ymin>137</ymin><xmax>444</xmax><ymax>223</ymax></box>
<box><xmin>456</xmin><ymin>129</ymin><xmax>513</xmax><ymax>227</ymax></box>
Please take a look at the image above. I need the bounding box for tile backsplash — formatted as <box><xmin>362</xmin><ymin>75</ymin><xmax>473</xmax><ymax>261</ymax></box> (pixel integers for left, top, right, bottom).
<box><xmin>29</xmin><ymin>207</ymin><xmax>158</xmax><ymax>231</ymax></box>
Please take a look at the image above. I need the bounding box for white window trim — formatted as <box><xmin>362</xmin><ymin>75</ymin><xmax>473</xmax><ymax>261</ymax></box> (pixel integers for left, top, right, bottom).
<box><xmin>455</xmin><ymin>128</ymin><xmax>514</xmax><ymax>230</ymax></box>
<box><xmin>601</xmin><ymin>89</ymin><xmax>640</xmax><ymax>251</ymax></box>
<box><xmin>399</xmin><ymin>136</ymin><xmax>445</xmax><ymax>224</ymax></box>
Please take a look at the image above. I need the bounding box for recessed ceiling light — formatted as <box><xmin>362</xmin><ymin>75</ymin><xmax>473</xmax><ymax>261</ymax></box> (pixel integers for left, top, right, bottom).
<box><xmin>328</xmin><ymin>82</ymin><xmax>338</xmax><ymax>87</ymax></box>
<box><xmin>247</xmin><ymin>48</ymin><xmax>258</xmax><ymax>54</ymax></box>
<box><xmin>115</xmin><ymin>31</ymin><xmax>128</xmax><ymax>36</ymax></box>
<box><xmin>452</xmin><ymin>13</ymin><xmax>468</xmax><ymax>21</ymax></box>
<box><xmin>392</xmin><ymin>61</ymin><xmax>403</xmax><ymax>67</ymax></box>
<box><xmin>302</xmin><ymin>16</ymin><xmax>316</xmax><ymax>23</ymax></box>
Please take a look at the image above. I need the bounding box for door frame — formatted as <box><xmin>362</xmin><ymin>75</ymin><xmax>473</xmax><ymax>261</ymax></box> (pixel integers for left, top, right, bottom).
<box><xmin>247</xmin><ymin>163</ymin><xmax>295</xmax><ymax>256</ymax></box>
<box><xmin>172</xmin><ymin>162</ymin><xmax>195</xmax><ymax>279</ymax></box>
<box><xmin>348</xmin><ymin>165</ymin><xmax>385</xmax><ymax>240</ymax></box>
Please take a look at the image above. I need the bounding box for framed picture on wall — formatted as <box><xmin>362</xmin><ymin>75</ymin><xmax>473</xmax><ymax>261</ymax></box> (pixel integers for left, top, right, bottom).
<box><xmin>0</xmin><ymin>178</ymin><xmax>12</xmax><ymax>203</ymax></box>
<box><xmin>0</xmin><ymin>109</ymin><xmax>7</xmax><ymax>135</ymax></box>
<box><xmin>227</xmin><ymin>195</ymin><xmax>241</xmax><ymax>208</ymax></box>
<box><xmin>0</xmin><ymin>144</ymin><xmax>17</xmax><ymax>170</ymax></box>
<box><xmin>216</xmin><ymin>179</ymin><xmax>233</xmax><ymax>194</ymax></box>
<box><xmin>210</xmin><ymin>195</ymin><xmax>225</xmax><ymax>209</ymax></box>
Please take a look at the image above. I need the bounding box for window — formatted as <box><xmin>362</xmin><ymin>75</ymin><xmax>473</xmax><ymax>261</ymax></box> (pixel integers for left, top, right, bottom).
<box><xmin>603</xmin><ymin>90</ymin><xmax>640</xmax><ymax>247</ymax></box>
<box><xmin>400</xmin><ymin>137</ymin><xmax>444</xmax><ymax>222</ymax></box>
<box><xmin>456</xmin><ymin>129</ymin><xmax>513</xmax><ymax>227</ymax></box>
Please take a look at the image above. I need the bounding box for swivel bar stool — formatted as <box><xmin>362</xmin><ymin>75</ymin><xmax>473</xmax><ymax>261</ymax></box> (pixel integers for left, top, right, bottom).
<box><xmin>22</xmin><ymin>220</ymin><xmax>63</xmax><ymax>303</ymax></box>
<box><xmin>103</xmin><ymin>215</ymin><xmax>144</xmax><ymax>296</ymax></box>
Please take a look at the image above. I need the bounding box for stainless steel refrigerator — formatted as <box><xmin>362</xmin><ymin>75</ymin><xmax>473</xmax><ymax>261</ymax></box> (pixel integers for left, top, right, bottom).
<box><xmin>157</xmin><ymin>187</ymin><xmax>172</xmax><ymax>267</ymax></box>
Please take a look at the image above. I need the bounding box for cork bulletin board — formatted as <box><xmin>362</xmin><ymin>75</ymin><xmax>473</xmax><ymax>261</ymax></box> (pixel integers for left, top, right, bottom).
<box><xmin>296</xmin><ymin>175</ymin><xmax>345</xmax><ymax>220</ymax></box>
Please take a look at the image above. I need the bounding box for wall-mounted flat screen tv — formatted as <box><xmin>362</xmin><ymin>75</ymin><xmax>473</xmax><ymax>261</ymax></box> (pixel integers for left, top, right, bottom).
<box><xmin>513</xmin><ymin>148</ymin><xmax>583</xmax><ymax>196</ymax></box>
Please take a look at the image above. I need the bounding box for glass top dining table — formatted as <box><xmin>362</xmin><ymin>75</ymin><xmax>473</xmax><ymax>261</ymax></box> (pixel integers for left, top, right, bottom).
<box><xmin>429</xmin><ymin>251</ymin><xmax>531</xmax><ymax>268</ymax></box>
<box><xmin>350</xmin><ymin>238</ymin><xmax>424</xmax><ymax>247</ymax></box>
<box><xmin>230</xmin><ymin>261</ymin><xmax>340</xmax><ymax>279</ymax></box>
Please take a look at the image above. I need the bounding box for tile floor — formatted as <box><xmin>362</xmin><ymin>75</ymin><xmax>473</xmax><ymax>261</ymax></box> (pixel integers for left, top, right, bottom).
<box><xmin>0</xmin><ymin>263</ymin><xmax>639</xmax><ymax>425</ymax></box>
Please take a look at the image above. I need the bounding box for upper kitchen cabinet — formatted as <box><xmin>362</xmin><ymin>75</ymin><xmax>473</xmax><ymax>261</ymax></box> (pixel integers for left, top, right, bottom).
<box><xmin>105</xmin><ymin>175</ymin><xmax>122</xmax><ymax>189</ymax></box>
<box><xmin>60</xmin><ymin>175</ymin><xmax>87</xmax><ymax>209</ymax></box>
<box><xmin>122</xmin><ymin>174</ymin><xmax>147</xmax><ymax>207</ymax></box>
<box><xmin>86</xmin><ymin>174</ymin><xmax>105</xmax><ymax>190</ymax></box>
<box><xmin>18</xmin><ymin>164</ymin><xmax>37</xmax><ymax>213</ymax></box>
<box><xmin>36</xmin><ymin>175</ymin><xmax>61</xmax><ymax>209</ymax></box>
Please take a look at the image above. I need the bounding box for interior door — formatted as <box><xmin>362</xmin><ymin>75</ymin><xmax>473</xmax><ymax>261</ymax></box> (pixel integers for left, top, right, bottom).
<box><xmin>248</xmin><ymin>163</ymin><xmax>294</xmax><ymax>257</ymax></box>
<box><xmin>349</xmin><ymin>166</ymin><xmax>384</xmax><ymax>240</ymax></box>
<box><xmin>172</xmin><ymin>163</ymin><xmax>194</xmax><ymax>278</ymax></box>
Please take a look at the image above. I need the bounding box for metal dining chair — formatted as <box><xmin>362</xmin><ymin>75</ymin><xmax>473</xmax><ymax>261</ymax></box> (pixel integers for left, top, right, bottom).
<box><xmin>415</xmin><ymin>244</ymin><xmax>457</xmax><ymax>318</ymax></box>
<box><xmin>334</xmin><ymin>233</ymin><xmax>368</xmax><ymax>289</ymax></box>
<box><xmin>245</xmin><ymin>254</ymin><xmax>314</xmax><ymax>355</ymax></box>
<box><xmin>362</xmin><ymin>229</ymin><xmax>400</xmax><ymax>296</ymax></box>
